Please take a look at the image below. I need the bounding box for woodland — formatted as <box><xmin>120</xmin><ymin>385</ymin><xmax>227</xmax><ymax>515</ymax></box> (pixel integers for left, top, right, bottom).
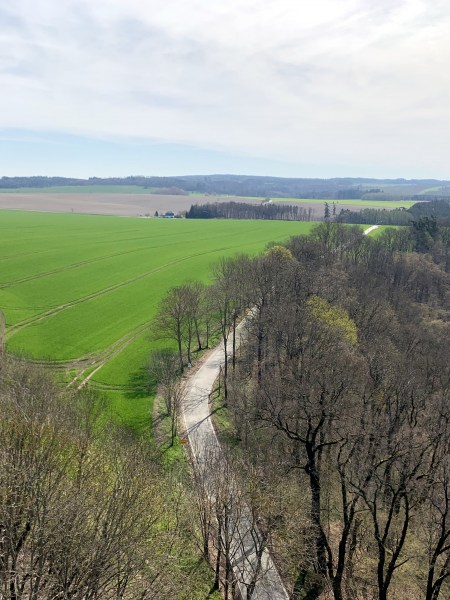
<box><xmin>152</xmin><ymin>220</ymin><xmax>450</xmax><ymax>599</ymax></box>
<box><xmin>2</xmin><ymin>219</ymin><xmax>450</xmax><ymax>599</ymax></box>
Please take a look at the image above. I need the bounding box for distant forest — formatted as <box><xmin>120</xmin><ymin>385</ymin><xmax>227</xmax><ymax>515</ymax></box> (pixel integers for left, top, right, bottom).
<box><xmin>3</xmin><ymin>174</ymin><xmax>450</xmax><ymax>200</ymax></box>
<box><xmin>337</xmin><ymin>199</ymin><xmax>450</xmax><ymax>226</ymax></box>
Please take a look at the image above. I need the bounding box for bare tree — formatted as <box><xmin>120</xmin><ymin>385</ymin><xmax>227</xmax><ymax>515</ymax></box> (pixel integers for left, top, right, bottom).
<box><xmin>152</xmin><ymin>286</ymin><xmax>188</xmax><ymax>372</ymax></box>
<box><xmin>0</xmin><ymin>357</ymin><xmax>205</xmax><ymax>599</ymax></box>
<box><xmin>152</xmin><ymin>282</ymin><xmax>210</xmax><ymax>372</ymax></box>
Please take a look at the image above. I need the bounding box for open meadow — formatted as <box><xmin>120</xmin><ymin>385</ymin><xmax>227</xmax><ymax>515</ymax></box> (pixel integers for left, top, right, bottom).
<box><xmin>0</xmin><ymin>211</ymin><xmax>315</xmax><ymax>433</ymax></box>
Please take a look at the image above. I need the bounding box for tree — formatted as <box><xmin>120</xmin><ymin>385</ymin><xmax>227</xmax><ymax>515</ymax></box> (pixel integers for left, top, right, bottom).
<box><xmin>152</xmin><ymin>282</ymin><xmax>209</xmax><ymax>373</ymax></box>
<box><xmin>209</xmin><ymin>257</ymin><xmax>250</xmax><ymax>400</ymax></box>
<box><xmin>148</xmin><ymin>348</ymin><xmax>184</xmax><ymax>445</ymax></box>
<box><xmin>0</xmin><ymin>359</ymin><xmax>163</xmax><ymax>599</ymax></box>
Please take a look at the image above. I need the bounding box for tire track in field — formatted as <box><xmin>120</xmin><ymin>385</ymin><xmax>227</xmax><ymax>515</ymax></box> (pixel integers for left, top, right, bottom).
<box><xmin>87</xmin><ymin>383</ymin><xmax>134</xmax><ymax>392</ymax></box>
<box><xmin>0</xmin><ymin>246</ymin><xmax>150</xmax><ymax>288</ymax></box>
<box><xmin>5</xmin><ymin>243</ymin><xmax>237</xmax><ymax>339</ymax></box>
<box><xmin>19</xmin><ymin>319</ymin><xmax>151</xmax><ymax>391</ymax></box>
<box><xmin>0</xmin><ymin>248</ymin><xmax>53</xmax><ymax>262</ymax></box>
<box><xmin>68</xmin><ymin>320</ymin><xmax>152</xmax><ymax>391</ymax></box>
<box><xmin>6</xmin><ymin>237</ymin><xmax>278</xmax><ymax>391</ymax></box>
<box><xmin>0</xmin><ymin>229</ymin><xmax>221</xmax><ymax>287</ymax></box>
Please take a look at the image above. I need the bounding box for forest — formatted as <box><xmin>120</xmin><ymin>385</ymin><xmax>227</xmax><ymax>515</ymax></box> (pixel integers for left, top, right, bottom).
<box><xmin>151</xmin><ymin>220</ymin><xmax>450</xmax><ymax>599</ymax></box>
<box><xmin>336</xmin><ymin>199</ymin><xmax>450</xmax><ymax>226</ymax></box>
<box><xmin>2</xmin><ymin>219</ymin><xmax>450</xmax><ymax>599</ymax></box>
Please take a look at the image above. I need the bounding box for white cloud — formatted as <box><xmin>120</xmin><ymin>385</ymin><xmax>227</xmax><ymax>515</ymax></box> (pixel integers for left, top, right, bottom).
<box><xmin>1</xmin><ymin>0</ymin><xmax>450</xmax><ymax>176</ymax></box>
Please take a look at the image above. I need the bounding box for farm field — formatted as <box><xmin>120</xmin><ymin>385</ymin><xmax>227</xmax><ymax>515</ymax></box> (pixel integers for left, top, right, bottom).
<box><xmin>0</xmin><ymin>185</ymin><xmax>152</xmax><ymax>194</ymax></box>
<box><xmin>0</xmin><ymin>210</ymin><xmax>315</xmax><ymax>434</ymax></box>
<box><xmin>270</xmin><ymin>197</ymin><xmax>415</xmax><ymax>209</ymax></box>
<box><xmin>0</xmin><ymin>188</ymin><xmax>415</xmax><ymax>218</ymax></box>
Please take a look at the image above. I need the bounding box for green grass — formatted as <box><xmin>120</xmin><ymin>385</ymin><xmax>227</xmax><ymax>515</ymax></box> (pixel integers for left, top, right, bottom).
<box><xmin>366</xmin><ymin>225</ymin><xmax>393</xmax><ymax>237</ymax></box>
<box><xmin>0</xmin><ymin>211</ymin><xmax>314</xmax><ymax>434</ymax></box>
<box><xmin>270</xmin><ymin>198</ymin><xmax>415</xmax><ymax>209</ymax></box>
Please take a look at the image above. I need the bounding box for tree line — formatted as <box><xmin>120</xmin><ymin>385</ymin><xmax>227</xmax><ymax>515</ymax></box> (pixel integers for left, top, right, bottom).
<box><xmin>151</xmin><ymin>221</ymin><xmax>450</xmax><ymax>599</ymax></box>
<box><xmin>336</xmin><ymin>198</ymin><xmax>450</xmax><ymax>226</ymax></box>
<box><xmin>186</xmin><ymin>201</ymin><xmax>313</xmax><ymax>221</ymax></box>
<box><xmin>3</xmin><ymin>175</ymin><xmax>450</xmax><ymax>200</ymax></box>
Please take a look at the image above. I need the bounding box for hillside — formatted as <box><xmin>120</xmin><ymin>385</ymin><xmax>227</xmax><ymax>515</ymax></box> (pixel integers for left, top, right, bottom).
<box><xmin>2</xmin><ymin>175</ymin><xmax>450</xmax><ymax>200</ymax></box>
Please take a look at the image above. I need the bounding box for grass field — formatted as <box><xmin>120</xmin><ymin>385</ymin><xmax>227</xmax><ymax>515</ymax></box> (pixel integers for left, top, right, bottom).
<box><xmin>0</xmin><ymin>211</ymin><xmax>315</xmax><ymax>434</ymax></box>
<box><xmin>270</xmin><ymin>197</ymin><xmax>415</xmax><ymax>209</ymax></box>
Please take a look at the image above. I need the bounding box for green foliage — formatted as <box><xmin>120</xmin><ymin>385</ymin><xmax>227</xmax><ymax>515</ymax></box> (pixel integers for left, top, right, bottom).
<box><xmin>411</xmin><ymin>216</ymin><xmax>439</xmax><ymax>251</ymax></box>
<box><xmin>265</xmin><ymin>244</ymin><xmax>294</xmax><ymax>262</ymax></box>
<box><xmin>336</xmin><ymin>207</ymin><xmax>412</xmax><ymax>225</ymax></box>
<box><xmin>272</xmin><ymin>197</ymin><xmax>415</xmax><ymax>209</ymax></box>
<box><xmin>409</xmin><ymin>200</ymin><xmax>450</xmax><ymax>219</ymax></box>
<box><xmin>307</xmin><ymin>295</ymin><xmax>358</xmax><ymax>345</ymax></box>
<box><xmin>293</xmin><ymin>569</ymin><xmax>324</xmax><ymax>600</ymax></box>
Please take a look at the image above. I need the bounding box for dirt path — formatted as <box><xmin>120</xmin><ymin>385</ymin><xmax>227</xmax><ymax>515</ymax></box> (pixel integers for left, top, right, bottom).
<box><xmin>363</xmin><ymin>224</ymin><xmax>379</xmax><ymax>235</ymax></box>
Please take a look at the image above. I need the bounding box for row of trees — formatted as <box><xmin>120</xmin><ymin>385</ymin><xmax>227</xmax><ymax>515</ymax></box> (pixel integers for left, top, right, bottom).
<box><xmin>186</xmin><ymin>201</ymin><xmax>314</xmax><ymax>221</ymax></box>
<box><xmin>152</xmin><ymin>222</ymin><xmax>450</xmax><ymax>599</ymax></box>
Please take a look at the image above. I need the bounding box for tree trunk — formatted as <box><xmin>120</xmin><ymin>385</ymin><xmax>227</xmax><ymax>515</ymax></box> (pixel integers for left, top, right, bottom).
<box><xmin>232</xmin><ymin>312</ymin><xmax>237</xmax><ymax>370</ymax></box>
<box><xmin>223</xmin><ymin>337</ymin><xmax>228</xmax><ymax>402</ymax></box>
<box><xmin>306</xmin><ymin>444</ymin><xmax>328</xmax><ymax>577</ymax></box>
<box><xmin>214</xmin><ymin>519</ymin><xmax>222</xmax><ymax>591</ymax></box>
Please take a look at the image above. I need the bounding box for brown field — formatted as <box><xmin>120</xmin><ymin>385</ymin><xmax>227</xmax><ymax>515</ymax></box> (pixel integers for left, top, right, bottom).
<box><xmin>0</xmin><ymin>193</ymin><xmax>198</xmax><ymax>217</ymax></box>
<box><xmin>0</xmin><ymin>192</ymin><xmax>397</xmax><ymax>218</ymax></box>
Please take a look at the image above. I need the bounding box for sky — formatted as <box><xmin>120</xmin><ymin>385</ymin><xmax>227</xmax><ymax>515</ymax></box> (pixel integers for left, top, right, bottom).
<box><xmin>1</xmin><ymin>0</ymin><xmax>450</xmax><ymax>179</ymax></box>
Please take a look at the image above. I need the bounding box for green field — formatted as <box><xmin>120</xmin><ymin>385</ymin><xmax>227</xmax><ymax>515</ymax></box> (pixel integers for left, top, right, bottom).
<box><xmin>270</xmin><ymin>197</ymin><xmax>415</xmax><ymax>209</ymax></box>
<box><xmin>0</xmin><ymin>211</ymin><xmax>315</xmax><ymax>434</ymax></box>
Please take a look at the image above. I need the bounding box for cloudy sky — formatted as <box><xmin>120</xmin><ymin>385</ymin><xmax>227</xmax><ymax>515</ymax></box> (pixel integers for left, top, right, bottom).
<box><xmin>1</xmin><ymin>0</ymin><xmax>449</xmax><ymax>178</ymax></box>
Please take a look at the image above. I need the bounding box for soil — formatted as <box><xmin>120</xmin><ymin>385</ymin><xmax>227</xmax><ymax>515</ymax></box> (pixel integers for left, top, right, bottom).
<box><xmin>0</xmin><ymin>193</ymin><xmax>263</xmax><ymax>217</ymax></box>
<box><xmin>0</xmin><ymin>192</ymin><xmax>376</xmax><ymax>219</ymax></box>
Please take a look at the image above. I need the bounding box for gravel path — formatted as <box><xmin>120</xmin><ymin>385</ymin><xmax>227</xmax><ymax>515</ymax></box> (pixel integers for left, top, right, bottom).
<box><xmin>181</xmin><ymin>320</ymin><xmax>289</xmax><ymax>600</ymax></box>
